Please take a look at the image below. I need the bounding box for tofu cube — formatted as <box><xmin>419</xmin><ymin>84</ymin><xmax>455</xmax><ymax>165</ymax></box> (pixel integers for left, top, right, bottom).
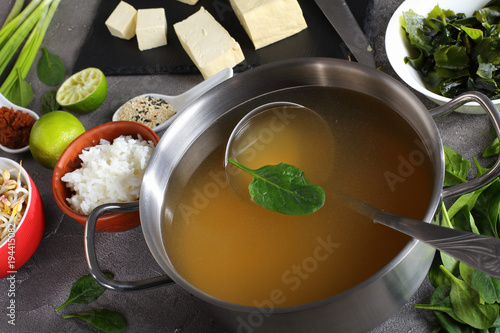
<box><xmin>174</xmin><ymin>7</ymin><xmax>245</xmax><ymax>79</ymax></box>
<box><xmin>105</xmin><ymin>1</ymin><xmax>137</xmax><ymax>40</ymax></box>
<box><xmin>136</xmin><ymin>8</ymin><xmax>168</xmax><ymax>51</ymax></box>
<box><xmin>177</xmin><ymin>0</ymin><xmax>200</xmax><ymax>5</ymax></box>
<box><xmin>230</xmin><ymin>0</ymin><xmax>308</xmax><ymax>49</ymax></box>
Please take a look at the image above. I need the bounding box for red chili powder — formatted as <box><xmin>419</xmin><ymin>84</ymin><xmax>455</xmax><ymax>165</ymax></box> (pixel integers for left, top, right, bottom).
<box><xmin>0</xmin><ymin>106</ymin><xmax>36</xmax><ymax>149</ymax></box>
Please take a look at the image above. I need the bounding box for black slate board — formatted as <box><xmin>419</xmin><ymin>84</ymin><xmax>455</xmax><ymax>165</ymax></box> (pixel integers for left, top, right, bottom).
<box><xmin>73</xmin><ymin>0</ymin><xmax>373</xmax><ymax>76</ymax></box>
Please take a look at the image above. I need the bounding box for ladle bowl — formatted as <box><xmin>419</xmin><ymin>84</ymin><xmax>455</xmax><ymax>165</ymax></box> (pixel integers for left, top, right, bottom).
<box><xmin>224</xmin><ymin>101</ymin><xmax>334</xmax><ymax>201</ymax></box>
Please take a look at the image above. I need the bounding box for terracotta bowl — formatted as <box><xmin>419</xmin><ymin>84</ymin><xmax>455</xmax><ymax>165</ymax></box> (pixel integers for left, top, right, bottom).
<box><xmin>52</xmin><ymin>121</ymin><xmax>159</xmax><ymax>232</ymax></box>
<box><xmin>0</xmin><ymin>157</ymin><xmax>45</xmax><ymax>278</ymax></box>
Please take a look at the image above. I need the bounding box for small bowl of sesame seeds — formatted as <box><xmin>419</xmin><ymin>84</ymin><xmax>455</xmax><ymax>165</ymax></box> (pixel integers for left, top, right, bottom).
<box><xmin>113</xmin><ymin>94</ymin><xmax>178</xmax><ymax>131</ymax></box>
<box><xmin>112</xmin><ymin>67</ymin><xmax>233</xmax><ymax>133</ymax></box>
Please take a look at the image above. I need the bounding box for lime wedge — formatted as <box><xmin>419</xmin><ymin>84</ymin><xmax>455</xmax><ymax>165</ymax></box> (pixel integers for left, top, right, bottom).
<box><xmin>56</xmin><ymin>67</ymin><xmax>107</xmax><ymax>113</ymax></box>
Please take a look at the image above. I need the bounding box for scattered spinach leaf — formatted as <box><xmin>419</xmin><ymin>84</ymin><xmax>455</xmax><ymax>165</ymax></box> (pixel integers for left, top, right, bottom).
<box><xmin>429</xmin><ymin>253</ymin><xmax>450</xmax><ymax>288</ymax></box>
<box><xmin>6</xmin><ymin>68</ymin><xmax>33</xmax><ymax>107</ymax></box>
<box><xmin>41</xmin><ymin>90</ymin><xmax>60</xmax><ymax>113</ymax></box>
<box><xmin>484</xmin><ymin>138</ymin><xmax>500</xmax><ymax>157</ymax></box>
<box><xmin>452</xmin><ymin>206</ymin><xmax>479</xmax><ymax>235</ymax></box>
<box><xmin>459</xmin><ymin>262</ymin><xmax>474</xmax><ymax>289</ymax></box>
<box><xmin>441</xmin><ymin>265</ymin><xmax>499</xmax><ymax>330</ymax></box>
<box><xmin>439</xmin><ymin>203</ymin><xmax>460</xmax><ymax>275</ymax></box>
<box><xmin>227</xmin><ymin>157</ymin><xmax>325</xmax><ymax>215</ymax></box>
<box><xmin>473</xmin><ymin>157</ymin><xmax>490</xmax><ymax>178</ymax></box>
<box><xmin>62</xmin><ymin>309</ymin><xmax>126</xmax><ymax>333</ymax></box>
<box><xmin>471</xmin><ymin>179</ymin><xmax>500</xmax><ymax>238</ymax></box>
<box><xmin>56</xmin><ymin>272</ymin><xmax>114</xmax><ymax>312</ymax></box>
<box><xmin>37</xmin><ymin>47</ymin><xmax>65</xmax><ymax>86</ymax></box>
<box><xmin>472</xmin><ymin>269</ymin><xmax>500</xmax><ymax>304</ymax></box>
<box><xmin>443</xmin><ymin>145</ymin><xmax>471</xmax><ymax>186</ymax></box>
<box><xmin>415</xmin><ymin>285</ymin><xmax>464</xmax><ymax>323</ymax></box>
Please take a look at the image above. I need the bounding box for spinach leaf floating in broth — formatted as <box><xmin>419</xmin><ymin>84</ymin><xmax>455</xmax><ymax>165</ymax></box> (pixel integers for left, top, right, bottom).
<box><xmin>227</xmin><ymin>157</ymin><xmax>326</xmax><ymax>216</ymax></box>
<box><xmin>401</xmin><ymin>3</ymin><xmax>500</xmax><ymax>99</ymax></box>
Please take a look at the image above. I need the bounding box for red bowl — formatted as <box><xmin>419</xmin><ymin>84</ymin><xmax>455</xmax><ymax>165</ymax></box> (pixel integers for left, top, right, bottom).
<box><xmin>52</xmin><ymin>121</ymin><xmax>159</xmax><ymax>232</ymax></box>
<box><xmin>0</xmin><ymin>158</ymin><xmax>45</xmax><ymax>278</ymax></box>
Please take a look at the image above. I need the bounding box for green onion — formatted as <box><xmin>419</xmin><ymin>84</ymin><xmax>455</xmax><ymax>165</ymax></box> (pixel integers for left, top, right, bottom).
<box><xmin>1</xmin><ymin>0</ymin><xmax>26</xmax><ymax>29</ymax></box>
<box><xmin>0</xmin><ymin>0</ymin><xmax>42</xmax><ymax>50</ymax></box>
<box><xmin>0</xmin><ymin>0</ymin><xmax>61</xmax><ymax>106</ymax></box>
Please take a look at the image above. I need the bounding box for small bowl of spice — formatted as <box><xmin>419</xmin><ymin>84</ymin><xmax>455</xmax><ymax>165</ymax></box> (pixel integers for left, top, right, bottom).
<box><xmin>0</xmin><ymin>93</ymin><xmax>39</xmax><ymax>153</ymax></box>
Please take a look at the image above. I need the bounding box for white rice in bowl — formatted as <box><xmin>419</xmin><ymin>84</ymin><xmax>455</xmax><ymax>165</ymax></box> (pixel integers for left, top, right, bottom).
<box><xmin>61</xmin><ymin>134</ymin><xmax>155</xmax><ymax>215</ymax></box>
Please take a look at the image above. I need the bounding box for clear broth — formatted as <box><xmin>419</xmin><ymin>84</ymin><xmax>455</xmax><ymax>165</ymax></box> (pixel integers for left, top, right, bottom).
<box><xmin>163</xmin><ymin>87</ymin><xmax>435</xmax><ymax>307</ymax></box>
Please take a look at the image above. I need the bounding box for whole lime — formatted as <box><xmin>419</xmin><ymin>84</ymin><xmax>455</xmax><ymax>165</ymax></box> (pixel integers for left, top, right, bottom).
<box><xmin>29</xmin><ymin>111</ymin><xmax>85</xmax><ymax>169</ymax></box>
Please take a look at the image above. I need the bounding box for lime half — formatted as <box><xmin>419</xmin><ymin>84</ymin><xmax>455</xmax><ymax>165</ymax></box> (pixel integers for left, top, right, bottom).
<box><xmin>56</xmin><ymin>67</ymin><xmax>107</xmax><ymax>113</ymax></box>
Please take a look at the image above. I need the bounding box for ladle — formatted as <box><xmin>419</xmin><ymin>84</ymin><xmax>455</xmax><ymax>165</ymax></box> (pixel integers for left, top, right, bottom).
<box><xmin>225</xmin><ymin>101</ymin><xmax>500</xmax><ymax>279</ymax></box>
<box><xmin>112</xmin><ymin>67</ymin><xmax>233</xmax><ymax>133</ymax></box>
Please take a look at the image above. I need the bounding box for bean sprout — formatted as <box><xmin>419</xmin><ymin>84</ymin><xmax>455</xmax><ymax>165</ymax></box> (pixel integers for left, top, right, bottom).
<box><xmin>0</xmin><ymin>162</ymin><xmax>28</xmax><ymax>246</ymax></box>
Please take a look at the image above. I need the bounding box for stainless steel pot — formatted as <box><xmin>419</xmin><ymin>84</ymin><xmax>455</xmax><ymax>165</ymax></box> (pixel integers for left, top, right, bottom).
<box><xmin>85</xmin><ymin>58</ymin><xmax>500</xmax><ymax>333</ymax></box>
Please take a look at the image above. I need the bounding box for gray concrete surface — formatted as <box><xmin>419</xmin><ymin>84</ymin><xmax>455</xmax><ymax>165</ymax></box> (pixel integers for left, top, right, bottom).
<box><xmin>0</xmin><ymin>0</ymin><xmax>494</xmax><ymax>332</ymax></box>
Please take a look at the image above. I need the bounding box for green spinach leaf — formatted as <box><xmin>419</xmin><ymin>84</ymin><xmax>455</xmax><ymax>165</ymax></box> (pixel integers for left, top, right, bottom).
<box><xmin>471</xmin><ymin>179</ymin><xmax>500</xmax><ymax>238</ymax></box>
<box><xmin>441</xmin><ymin>265</ymin><xmax>499</xmax><ymax>329</ymax></box>
<box><xmin>429</xmin><ymin>253</ymin><xmax>451</xmax><ymax>288</ymax></box>
<box><xmin>484</xmin><ymin>138</ymin><xmax>500</xmax><ymax>157</ymax></box>
<box><xmin>6</xmin><ymin>68</ymin><xmax>33</xmax><ymax>107</ymax></box>
<box><xmin>433</xmin><ymin>312</ymin><xmax>476</xmax><ymax>333</ymax></box>
<box><xmin>473</xmin><ymin>157</ymin><xmax>490</xmax><ymax>178</ymax></box>
<box><xmin>440</xmin><ymin>203</ymin><xmax>460</xmax><ymax>274</ymax></box>
<box><xmin>472</xmin><ymin>269</ymin><xmax>500</xmax><ymax>304</ymax></box>
<box><xmin>56</xmin><ymin>273</ymin><xmax>114</xmax><ymax>312</ymax></box>
<box><xmin>459</xmin><ymin>262</ymin><xmax>475</xmax><ymax>288</ymax></box>
<box><xmin>37</xmin><ymin>47</ymin><xmax>65</xmax><ymax>86</ymax></box>
<box><xmin>416</xmin><ymin>285</ymin><xmax>464</xmax><ymax>323</ymax></box>
<box><xmin>443</xmin><ymin>145</ymin><xmax>471</xmax><ymax>186</ymax></box>
<box><xmin>452</xmin><ymin>206</ymin><xmax>480</xmax><ymax>235</ymax></box>
<box><xmin>62</xmin><ymin>308</ymin><xmax>126</xmax><ymax>333</ymax></box>
<box><xmin>227</xmin><ymin>158</ymin><xmax>325</xmax><ymax>215</ymax></box>
<box><xmin>41</xmin><ymin>90</ymin><xmax>60</xmax><ymax>113</ymax></box>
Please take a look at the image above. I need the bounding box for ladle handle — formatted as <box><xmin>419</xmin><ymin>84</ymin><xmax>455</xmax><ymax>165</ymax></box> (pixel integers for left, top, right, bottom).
<box><xmin>430</xmin><ymin>91</ymin><xmax>500</xmax><ymax>199</ymax></box>
<box><xmin>374</xmin><ymin>210</ymin><xmax>500</xmax><ymax>279</ymax></box>
<box><xmin>84</xmin><ymin>201</ymin><xmax>173</xmax><ymax>291</ymax></box>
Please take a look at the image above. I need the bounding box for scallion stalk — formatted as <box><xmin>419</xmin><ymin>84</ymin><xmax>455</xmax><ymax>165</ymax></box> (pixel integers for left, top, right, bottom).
<box><xmin>0</xmin><ymin>0</ymin><xmax>52</xmax><ymax>77</ymax></box>
<box><xmin>0</xmin><ymin>0</ymin><xmax>42</xmax><ymax>49</ymax></box>
<box><xmin>1</xmin><ymin>0</ymin><xmax>25</xmax><ymax>29</ymax></box>
<box><xmin>0</xmin><ymin>0</ymin><xmax>61</xmax><ymax>97</ymax></box>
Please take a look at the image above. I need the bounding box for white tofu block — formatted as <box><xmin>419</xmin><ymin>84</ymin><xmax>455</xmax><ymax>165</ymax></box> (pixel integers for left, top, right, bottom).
<box><xmin>230</xmin><ymin>0</ymin><xmax>308</xmax><ymax>49</ymax></box>
<box><xmin>105</xmin><ymin>1</ymin><xmax>137</xmax><ymax>40</ymax></box>
<box><xmin>174</xmin><ymin>7</ymin><xmax>245</xmax><ymax>79</ymax></box>
<box><xmin>177</xmin><ymin>0</ymin><xmax>200</xmax><ymax>5</ymax></box>
<box><xmin>136</xmin><ymin>8</ymin><xmax>168</xmax><ymax>51</ymax></box>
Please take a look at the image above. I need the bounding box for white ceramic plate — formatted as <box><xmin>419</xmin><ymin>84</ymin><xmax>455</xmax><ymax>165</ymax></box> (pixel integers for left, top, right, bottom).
<box><xmin>385</xmin><ymin>0</ymin><xmax>494</xmax><ymax>114</ymax></box>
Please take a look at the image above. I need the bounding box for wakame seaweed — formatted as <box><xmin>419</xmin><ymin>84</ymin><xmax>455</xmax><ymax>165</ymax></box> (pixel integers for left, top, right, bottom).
<box><xmin>402</xmin><ymin>1</ymin><xmax>500</xmax><ymax>99</ymax></box>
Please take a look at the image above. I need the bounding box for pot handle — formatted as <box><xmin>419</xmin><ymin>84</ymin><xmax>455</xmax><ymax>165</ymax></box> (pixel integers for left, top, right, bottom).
<box><xmin>84</xmin><ymin>201</ymin><xmax>174</xmax><ymax>291</ymax></box>
<box><xmin>429</xmin><ymin>92</ymin><xmax>500</xmax><ymax>200</ymax></box>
